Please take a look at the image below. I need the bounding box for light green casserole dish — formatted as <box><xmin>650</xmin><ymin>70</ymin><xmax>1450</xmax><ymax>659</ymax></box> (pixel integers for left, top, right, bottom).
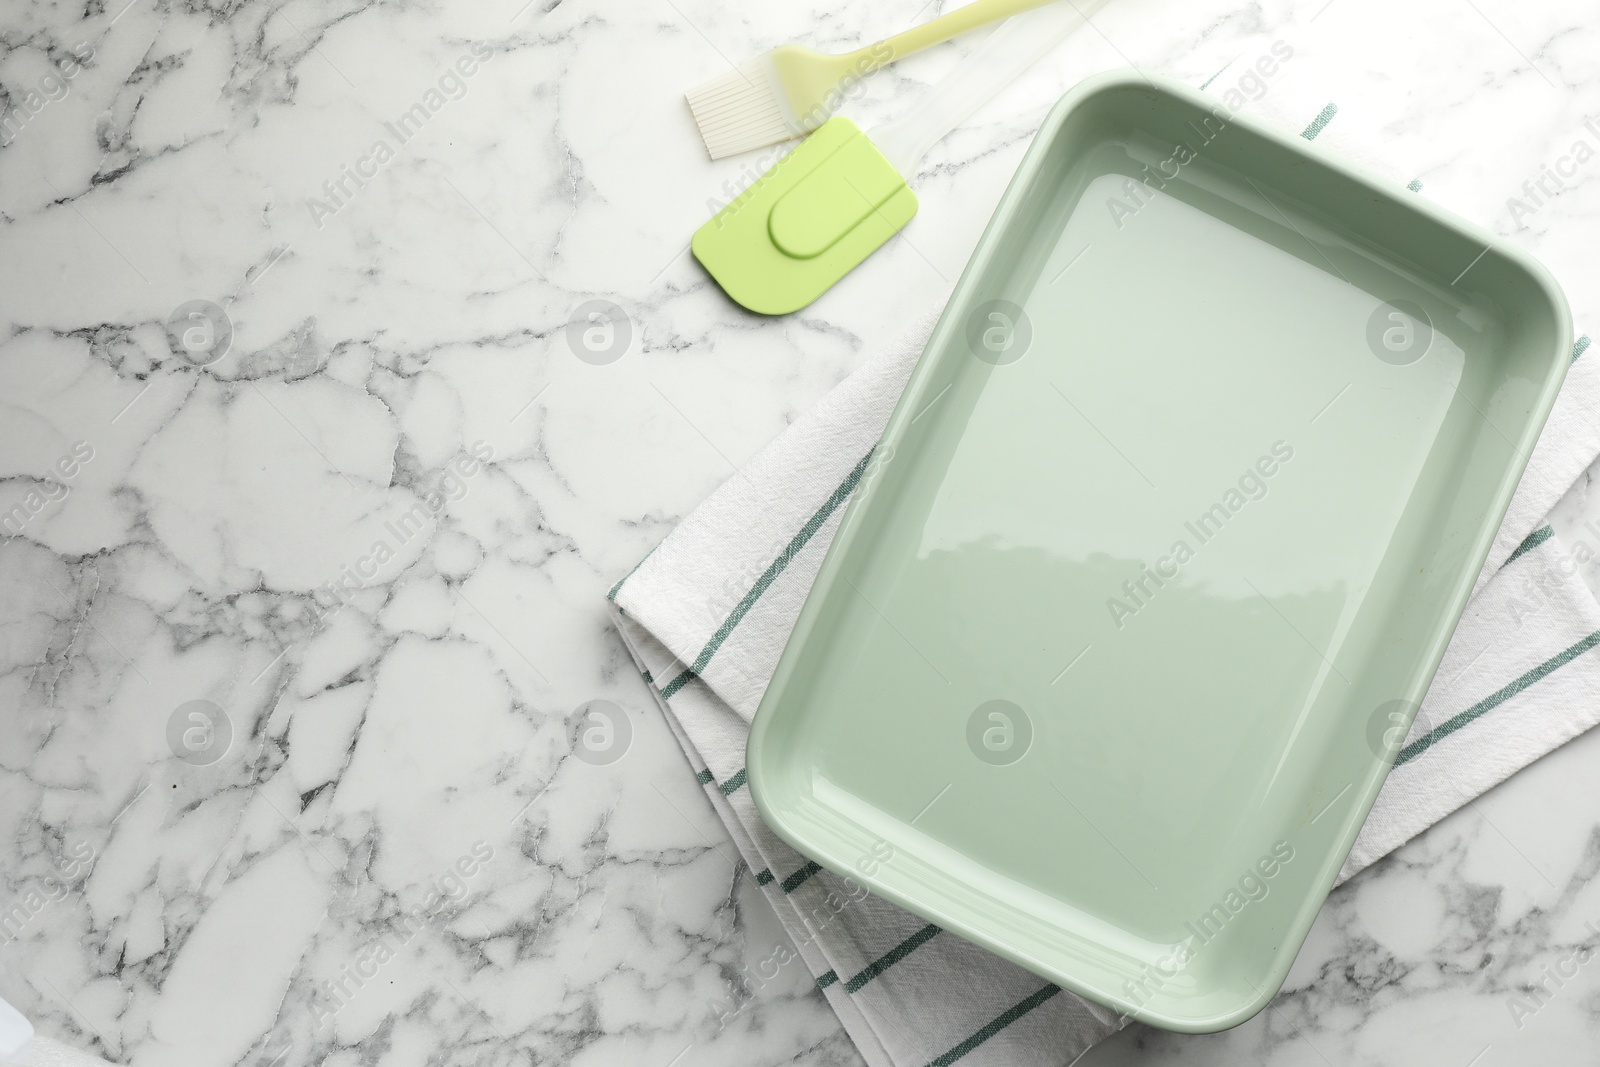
<box><xmin>747</xmin><ymin>71</ymin><xmax>1572</xmax><ymax>1032</ymax></box>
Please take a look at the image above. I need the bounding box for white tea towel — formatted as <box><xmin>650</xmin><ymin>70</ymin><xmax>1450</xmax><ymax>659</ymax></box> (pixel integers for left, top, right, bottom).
<box><xmin>610</xmin><ymin>65</ymin><xmax>1600</xmax><ymax>1067</ymax></box>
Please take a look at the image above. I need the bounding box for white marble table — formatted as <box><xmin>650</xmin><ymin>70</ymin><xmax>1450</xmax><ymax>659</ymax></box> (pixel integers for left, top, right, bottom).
<box><xmin>2</xmin><ymin>0</ymin><xmax>1598</xmax><ymax>1064</ymax></box>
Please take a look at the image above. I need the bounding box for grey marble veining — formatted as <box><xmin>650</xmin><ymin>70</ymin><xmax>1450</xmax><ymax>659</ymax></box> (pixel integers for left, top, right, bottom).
<box><xmin>1</xmin><ymin>0</ymin><xmax>1599</xmax><ymax>1065</ymax></box>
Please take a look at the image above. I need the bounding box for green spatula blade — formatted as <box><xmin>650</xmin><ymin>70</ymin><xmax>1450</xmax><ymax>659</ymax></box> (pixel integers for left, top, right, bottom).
<box><xmin>692</xmin><ymin>118</ymin><xmax>917</xmax><ymax>316</ymax></box>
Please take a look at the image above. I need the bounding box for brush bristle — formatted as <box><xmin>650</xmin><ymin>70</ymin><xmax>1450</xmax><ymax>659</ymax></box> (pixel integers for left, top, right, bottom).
<box><xmin>685</xmin><ymin>59</ymin><xmax>798</xmax><ymax>160</ymax></box>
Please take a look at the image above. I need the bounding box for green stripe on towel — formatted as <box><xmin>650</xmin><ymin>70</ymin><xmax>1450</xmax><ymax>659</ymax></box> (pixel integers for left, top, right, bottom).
<box><xmin>1574</xmin><ymin>334</ymin><xmax>1591</xmax><ymax>362</ymax></box>
<box><xmin>923</xmin><ymin>983</ymin><xmax>1063</xmax><ymax>1067</ymax></box>
<box><xmin>1397</xmin><ymin>629</ymin><xmax>1600</xmax><ymax>766</ymax></box>
<box><xmin>1300</xmin><ymin>103</ymin><xmax>1338</xmax><ymax>140</ymax></box>
<box><xmin>654</xmin><ymin>450</ymin><xmax>874</xmax><ymax>703</ymax></box>
<box><xmin>845</xmin><ymin>924</ymin><xmax>941</xmax><ymax>993</ymax></box>
<box><xmin>782</xmin><ymin>861</ymin><xmax>823</xmax><ymax>893</ymax></box>
<box><xmin>1198</xmin><ymin>64</ymin><xmax>1230</xmax><ymax>91</ymax></box>
<box><xmin>814</xmin><ymin>926</ymin><xmax>944</xmax><ymax>996</ymax></box>
<box><xmin>684</xmin><ymin>449</ymin><xmax>876</xmax><ymax>683</ymax></box>
<box><xmin>695</xmin><ymin>768</ymin><xmax>714</xmax><ymax>785</ymax></box>
<box><xmin>719</xmin><ymin>768</ymin><xmax>747</xmax><ymax>795</ymax></box>
<box><xmin>1505</xmin><ymin>525</ymin><xmax>1554</xmax><ymax>567</ymax></box>
<box><xmin>660</xmin><ymin>666</ymin><xmax>698</xmax><ymax>700</ymax></box>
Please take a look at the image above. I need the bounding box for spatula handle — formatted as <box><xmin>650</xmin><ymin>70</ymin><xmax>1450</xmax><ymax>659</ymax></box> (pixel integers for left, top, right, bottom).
<box><xmin>872</xmin><ymin>0</ymin><xmax>1113</xmax><ymax>178</ymax></box>
<box><xmin>850</xmin><ymin>0</ymin><xmax>1062</xmax><ymax>71</ymax></box>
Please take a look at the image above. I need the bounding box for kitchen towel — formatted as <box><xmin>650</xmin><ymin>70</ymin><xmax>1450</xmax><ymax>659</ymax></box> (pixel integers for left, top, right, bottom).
<box><xmin>609</xmin><ymin>52</ymin><xmax>1600</xmax><ymax>1067</ymax></box>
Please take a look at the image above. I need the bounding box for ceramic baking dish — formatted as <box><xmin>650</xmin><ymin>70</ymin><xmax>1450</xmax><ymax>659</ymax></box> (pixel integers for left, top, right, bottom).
<box><xmin>747</xmin><ymin>71</ymin><xmax>1571</xmax><ymax>1032</ymax></box>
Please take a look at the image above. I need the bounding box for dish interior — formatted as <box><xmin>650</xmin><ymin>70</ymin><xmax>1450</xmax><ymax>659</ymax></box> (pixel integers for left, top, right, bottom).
<box><xmin>749</xmin><ymin>78</ymin><xmax>1568</xmax><ymax>1031</ymax></box>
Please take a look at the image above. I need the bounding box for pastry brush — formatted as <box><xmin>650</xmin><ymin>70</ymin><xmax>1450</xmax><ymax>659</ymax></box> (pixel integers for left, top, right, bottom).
<box><xmin>686</xmin><ymin>0</ymin><xmax>1063</xmax><ymax>160</ymax></box>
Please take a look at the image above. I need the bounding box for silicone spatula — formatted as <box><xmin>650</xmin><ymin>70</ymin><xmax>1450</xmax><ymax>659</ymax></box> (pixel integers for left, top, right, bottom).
<box><xmin>691</xmin><ymin>0</ymin><xmax>1111</xmax><ymax>316</ymax></box>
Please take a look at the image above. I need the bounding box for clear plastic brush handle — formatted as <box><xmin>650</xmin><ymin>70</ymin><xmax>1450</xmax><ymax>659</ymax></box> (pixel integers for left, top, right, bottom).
<box><xmin>872</xmin><ymin>0</ymin><xmax>1115</xmax><ymax>179</ymax></box>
